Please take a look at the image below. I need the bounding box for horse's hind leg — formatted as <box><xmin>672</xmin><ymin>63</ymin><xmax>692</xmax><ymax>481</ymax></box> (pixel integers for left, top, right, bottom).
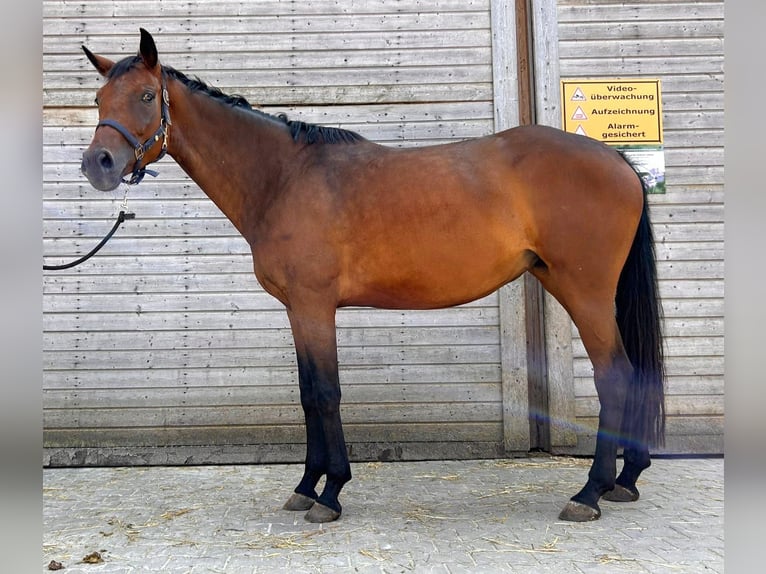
<box><xmin>603</xmin><ymin>447</ymin><xmax>650</xmax><ymax>502</ymax></box>
<box><xmin>601</xmin><ymin>306</ymin><xmax>652</xmax><ymax>504</ymax></box>
<box><xmin>559</xmin><ymin>319</ymin><xmax>633</xmax><ymax>522</ymax></box>
<box><xmin>533</xmin><ymin>269</ymin><xmax>633</xmax><ymax>521</ymax></box>
<box><xmin>559</xmin><ymin>301</ymin><xmax>635</xmax><ymax>521</ymax></box>
<box><xmin>602</xmin><ymin>393</ymin><xmax>652</xmax><ymax>503</ymax></box>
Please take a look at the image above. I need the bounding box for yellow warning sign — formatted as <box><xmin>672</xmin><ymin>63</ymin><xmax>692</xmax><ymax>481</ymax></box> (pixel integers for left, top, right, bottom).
<box><xmin>560</xmin><ymin>79</ymin><xmax>663</xmax><ymax>145</ymax></box>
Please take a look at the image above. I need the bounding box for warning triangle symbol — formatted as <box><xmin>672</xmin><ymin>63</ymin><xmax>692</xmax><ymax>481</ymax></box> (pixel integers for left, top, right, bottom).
<box><xmin>575</xmin><ymin>125</ymin><xmax>588</xmax><ymax>137</ymax></box>
<box><xmin>571</xmin><ymin>106</ymin><xmax>588</xmax><ymax>121</ymax></box>
<box><xmin>571</xmin><ymin>87</ymin><xmax>587</xmax><ymax>101</ymax></box>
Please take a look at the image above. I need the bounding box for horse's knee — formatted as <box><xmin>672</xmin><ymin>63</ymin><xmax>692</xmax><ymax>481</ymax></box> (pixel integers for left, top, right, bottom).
<box><xmin>296</xmin><ymin>354</ymin><xmax>341</xmax><ymax>415</ymax></box>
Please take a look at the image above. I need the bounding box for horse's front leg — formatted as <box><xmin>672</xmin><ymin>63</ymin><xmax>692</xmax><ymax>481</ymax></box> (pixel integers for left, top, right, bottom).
<box><xmin>282</xmin><ymin>304</ymin><xmax>351</xmax><ymax>523</ymax></box>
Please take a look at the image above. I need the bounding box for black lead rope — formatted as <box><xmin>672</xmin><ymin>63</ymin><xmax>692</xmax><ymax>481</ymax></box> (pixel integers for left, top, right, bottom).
<box><xmin>43</xmin><ymin>210</ymin><xmax>135</xmax><ymax>271</ymax></box>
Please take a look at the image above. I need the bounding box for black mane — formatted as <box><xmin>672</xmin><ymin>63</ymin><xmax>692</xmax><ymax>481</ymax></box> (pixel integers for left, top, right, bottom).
<box><xmin>105</xmin><ymin>56</ymin><xmax>364</xmax><ymax>145</ymax></box>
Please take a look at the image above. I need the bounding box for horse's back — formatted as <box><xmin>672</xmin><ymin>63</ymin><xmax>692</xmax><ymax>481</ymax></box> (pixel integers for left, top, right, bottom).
<box><xmin>285</xmin><ymin>124</ymin><xmax>644</xmax><ymax>310</ymax></box>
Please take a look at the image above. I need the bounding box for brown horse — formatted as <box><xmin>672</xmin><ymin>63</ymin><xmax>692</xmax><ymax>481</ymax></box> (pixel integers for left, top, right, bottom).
<box><xmin>80</xmin><ymin>29</ymin><xmax>664</xmax><ymax>523</ymax></box>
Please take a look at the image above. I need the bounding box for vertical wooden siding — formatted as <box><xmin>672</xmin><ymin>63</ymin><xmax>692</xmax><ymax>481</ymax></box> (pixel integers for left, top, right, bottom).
<box><xmin>556</xmin><ymin>0</ymin><xmax>724</xmax><ymax>453</ymax></box>
<box><xmin>43</xmin><ymin>0</ymin><xmax>509</xmax><ymax>465</ymax></box>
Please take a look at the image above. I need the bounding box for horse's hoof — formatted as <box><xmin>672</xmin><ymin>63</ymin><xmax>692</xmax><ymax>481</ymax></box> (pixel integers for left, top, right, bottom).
<box><xmin>558</xmin><ymin>500</ymin><xmax>601</xmax><ymax>522</ymax></box>
<box><xmin>602</xmin><ymin>484</ymin><xmax>640</xmax><ymax>502</ymax></box>
<box><xmin>283</xmin><ymin>492</ymin><xmax>316</xmax><ymax>511</ymax></box>
<box><xmin>304</xmin><ymin>502</ymin><xmax>341</xmax><ymax>523</ymax></box>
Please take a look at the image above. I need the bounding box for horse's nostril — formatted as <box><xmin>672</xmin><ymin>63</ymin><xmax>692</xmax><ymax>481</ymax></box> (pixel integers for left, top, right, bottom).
<box><xmin>97</xmin><ymin>150</ymin><xmax>114</xmax><ymax>170</ymax></box>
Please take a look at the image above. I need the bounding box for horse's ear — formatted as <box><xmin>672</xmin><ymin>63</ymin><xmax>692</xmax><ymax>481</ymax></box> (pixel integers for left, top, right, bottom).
<box><xmin>82</xmin><ymin>45</ymin><xmax>114</xmax><ymax>77</ymax></box>
<box><xmin>139</xmin><ymin>28</ymin><xmax>159</xmax><ymax>71</ymax></box>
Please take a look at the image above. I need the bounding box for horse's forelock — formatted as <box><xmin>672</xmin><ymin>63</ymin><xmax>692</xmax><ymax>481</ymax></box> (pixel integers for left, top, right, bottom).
<box><xmin>105</xmin><ymin>55</ymin><xmax>143</xmax><ymax>80</ymax></box>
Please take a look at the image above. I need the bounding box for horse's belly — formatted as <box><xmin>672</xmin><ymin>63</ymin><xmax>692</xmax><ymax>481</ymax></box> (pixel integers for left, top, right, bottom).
<box><xmin>340</xmin><ymin>241</ymin><xmax>532</xmax><ymax>310</ymax></box>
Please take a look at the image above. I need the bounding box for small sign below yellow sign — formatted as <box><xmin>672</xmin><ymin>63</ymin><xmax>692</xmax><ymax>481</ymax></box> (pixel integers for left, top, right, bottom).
<box><xmin>560</xmin><ymin>79</ymin><xmax>663</xmax><ymax>145</ymax></box>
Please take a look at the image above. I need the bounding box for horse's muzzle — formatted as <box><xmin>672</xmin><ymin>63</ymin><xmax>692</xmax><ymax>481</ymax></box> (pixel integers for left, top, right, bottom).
<box><xmin>81</xmin><ymin>145</ymin><xmax>132</xmax><ymax>191</ymax></box>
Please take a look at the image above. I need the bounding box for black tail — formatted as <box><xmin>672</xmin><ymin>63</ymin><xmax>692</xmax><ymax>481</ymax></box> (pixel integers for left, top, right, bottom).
<box><xmin>615</xmin><ymin>171</ymin><xmax>666</xmax><ymax>448</ymax></box>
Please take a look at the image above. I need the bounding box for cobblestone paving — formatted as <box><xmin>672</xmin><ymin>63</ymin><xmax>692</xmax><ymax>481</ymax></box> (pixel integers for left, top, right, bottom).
<box><xmin>43</xmin><ymin>456</ymin><xmax>723</xmax><ymax>573</ymax></box>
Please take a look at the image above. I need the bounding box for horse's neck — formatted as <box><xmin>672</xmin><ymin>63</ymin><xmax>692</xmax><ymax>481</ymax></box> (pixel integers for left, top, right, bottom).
<box><xmin>165</xmin><ymin>79</ymin><xmax>293</xmax><ymax>236</ymax></box>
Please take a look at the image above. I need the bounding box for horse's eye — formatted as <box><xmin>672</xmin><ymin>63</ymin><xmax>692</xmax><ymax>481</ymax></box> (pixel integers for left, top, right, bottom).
<box><xmin>94</xmin><ymin>97</ymin><xmax>99</xmax><ymax>107</ymax></box>
<box><xmin>142</xmin><ymin>92</ymin><xmax>155</xmax><ymax>103</ymax></box>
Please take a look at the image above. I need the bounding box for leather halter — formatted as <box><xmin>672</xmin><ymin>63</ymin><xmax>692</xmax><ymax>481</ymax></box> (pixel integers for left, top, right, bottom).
<box><xmin>96</xmin><ymin>73</ymin><xmax>172</xmax><ymax>185</ymax></box>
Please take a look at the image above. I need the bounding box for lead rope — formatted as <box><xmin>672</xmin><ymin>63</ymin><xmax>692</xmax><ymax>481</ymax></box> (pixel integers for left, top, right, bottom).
<box><xmin>43</xmin><ymin>186</ymin><xmax>135</xmax><ymax>271</ymax></box>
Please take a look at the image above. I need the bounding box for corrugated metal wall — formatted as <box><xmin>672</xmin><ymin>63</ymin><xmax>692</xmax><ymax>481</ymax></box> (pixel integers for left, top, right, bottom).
<box><xmin>43</xmin><ymin>0</ymin><xmax>510</xmax><ymax>465</ymax></box>
<box><xmin>556</xmin><ymin>0</ymin><xmax>724</xmax><ymax>454</ymax></box>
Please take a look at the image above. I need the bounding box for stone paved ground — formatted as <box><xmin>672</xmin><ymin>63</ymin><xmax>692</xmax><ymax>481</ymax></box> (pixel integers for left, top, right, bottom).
<box><xmin>43</xmin><ymin>456</ymin><xmax>723</xmax><ymax>573</ymax></box>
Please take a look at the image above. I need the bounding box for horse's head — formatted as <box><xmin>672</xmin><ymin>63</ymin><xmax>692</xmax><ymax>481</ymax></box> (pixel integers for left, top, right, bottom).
<box><xmin>81</xmin><ymin>29</ymin><xmax>170</xmax><ymax>191</ymax></box>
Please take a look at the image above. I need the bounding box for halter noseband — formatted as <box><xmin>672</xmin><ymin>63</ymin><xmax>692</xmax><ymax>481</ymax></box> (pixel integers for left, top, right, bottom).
<box><xmin>96</xmin><ymin>73</ymin><xmax>172</xmax><ymax>185</ymax></box>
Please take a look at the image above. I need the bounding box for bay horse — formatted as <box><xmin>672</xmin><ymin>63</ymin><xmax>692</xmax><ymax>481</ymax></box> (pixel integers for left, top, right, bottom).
<box><xmin>80</xmin><ymin>29</ymin><xmax>664</xmax><ymax>523</ymax></box>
